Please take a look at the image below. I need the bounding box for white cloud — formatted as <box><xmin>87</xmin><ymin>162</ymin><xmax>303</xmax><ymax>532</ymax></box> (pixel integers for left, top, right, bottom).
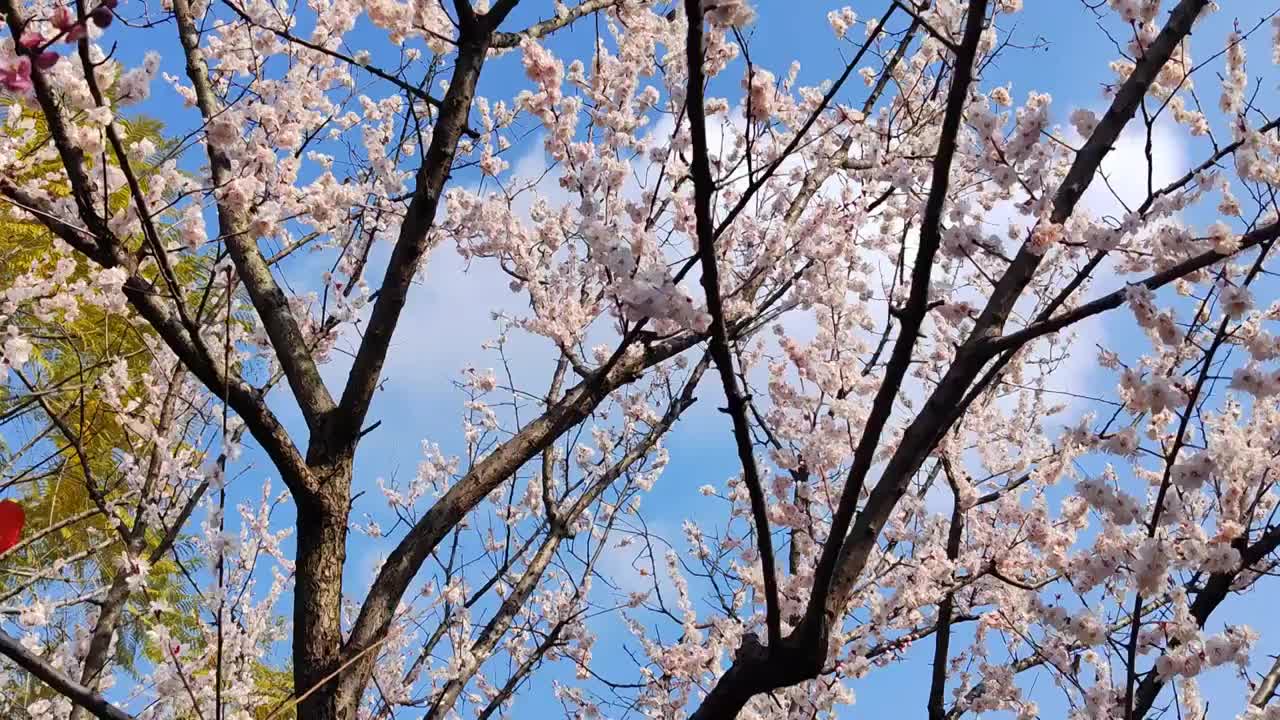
<box><xmin>1038</xmin><ymin>118</ymin><xmax>1190</xmax><ymax>415</ymax></box>
<box><xmin>1081</xmin><ymin>119</ymin><xmax>1189</xmax><ymax>218</ymax></box>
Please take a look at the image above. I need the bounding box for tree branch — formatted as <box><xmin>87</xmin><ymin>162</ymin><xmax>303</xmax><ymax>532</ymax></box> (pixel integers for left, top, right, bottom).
<box><xmin>806</xmin><ymin>0</ymin><xmax>989</xmax><ymax>642</ymax></box>
<box><xmin>491</xmin><ymin>0</ymin><xmax>618</xmax><ymax>47</ymax></box>
<box><xmin>683</xmin><ymin>0</ymin><xmax>782</xmax><ymax>649</ymax></box>
<box><xmin>928</xmin><ymin>463</ymin><xmax>965</xmax><ymax>720</ymax></box>
<box><xmin>0</xmin><ymin>183</ymin><xmax>314</xmax><ymax>500</ymax></box>
<box><xmin>328</xmin><ymin>33</ymin><xmax>490</xmax><ymax>455</ymax></box>
<box><xmin>1131</xmin><ymin>523</ymin><xmax>1280</xmax><ymax>718</ymax></box>
<box><xmin>0</xmin><ymin>629</ymin><xmax>136</xmax><ymax>720</ymax></box>
<box><xmin>986</xmin><ymin>220</ymin><xmax>1280</xmax><ymax>355</ymax></box>
<box><xmin>1252</xmin><ymin>655</ymin><xmax>1280</xmax><ymax>708</ymax></box>
<box><xmin>424</xmin><ymin>356</ymin><xmax>706</xmax><ymax>718</ymax></box>
<box><xmin>815</xmin><ymin>0</ymin><xmax>1213</xmax><ymax>642</ymax></box>
<box><xmin>173</xmin><ymin>0</ymin><xmax>338</xmax><ymax>434</ymax></box>
<box><xmin>969</xmin><ymin>0</ymin><xmax>1212</xmax><ymax>341</ymax></box>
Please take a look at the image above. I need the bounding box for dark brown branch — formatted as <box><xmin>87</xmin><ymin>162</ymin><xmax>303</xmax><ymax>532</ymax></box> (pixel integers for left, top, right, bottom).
<box><xmin>338</xmin><ymin>330</ymin><xmax>703</xmax><ymax>698</ymax></box>
<box><xmin>72</xmin><ymin>369</ymin><xmax>189</xmax><ymax>716</ymax></box>
<box><xmin>891</xmin><ymin>0</ymin><xmax>959</xmax><ymax>53</ymax></box>
<box><xmin>822</xmin><ymin>0</ymin><xmax>1214</xmax><ymax>631</ymax></box>
<box><xmin>690</xmin><ymin>3</ymin><xmax>990</xmax><ymax>717</ymax></box>
<box><xmin>806</xmin><ymin>0</ymin><xmax>990</xmax><ymax>643</ymax></box>
<box><xmin>1131</xmin><ymin>524</ymin><xmax>1280</xmax><ymax>717</ymax></box>
<box><xmin>987</xmin><ymin>221</ymin><xmax>1280</xmax><ymax>356</ymax></box>
<box><xmin>492</xmin><ymin>0</ymin><xmax>619</xmax><ymax>48</ymax></box>
<box><xmin>423</xmin><ymin>357</ymin><xmax>707</xmax><ymax>718</ymax></box>
<box><xmin>220</xmin><ymin>0</ymin><xmax>457</xmax><ymax>119</ymax></box>
<box><xmin>0</xmin><ymin>630</ymin><xmax>136</xmax><ymax>720</ymax></box>
<box><xmin>327</xmin><ymin>27</ymin><xmax>496</xmax><ymax>455</ymax></box>
<box><xmin>969</xmin><ymin>0</ymin><xmax>1212</xmax><ymax>341</ymax></box>
<box><xmin>173</xmin><ymin>0</ymin><xmax>338</xmax><ymax>434</ymax></box>
<box><xmin>711</xmin><ymin>3</ymin><xmax>897</xmax><ymax>242</ymax></box>
<box><xmin>928</xmin><ymin>463</ymin><xmax>965</xmax><ymax>720</ymax></box>
<box><xmin>683</xmin><ymin>0</ymin><xmax>782</xmax><ymax>649</ymax></box>
<box><xmin>0</xmin><ymin>182</ymin><xmax>314</xmax><ymax>499</ymax></box>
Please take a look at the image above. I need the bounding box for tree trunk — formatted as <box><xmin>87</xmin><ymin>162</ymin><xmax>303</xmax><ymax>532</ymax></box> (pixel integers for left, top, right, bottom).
<box><xmin>293</xmin><ymin>458</ymin><xmax>352</xmax><ymax>720</ymax></box>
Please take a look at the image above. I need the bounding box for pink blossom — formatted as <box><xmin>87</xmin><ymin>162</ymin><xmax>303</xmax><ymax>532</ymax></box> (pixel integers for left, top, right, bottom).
<box><xmin>0</xmin><ymin>55</ymin><xmax>32</xmax><ymax>94</ymax></box>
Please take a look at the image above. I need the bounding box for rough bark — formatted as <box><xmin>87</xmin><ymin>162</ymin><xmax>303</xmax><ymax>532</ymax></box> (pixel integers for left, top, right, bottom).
<box><xmin>1251</xmin><ymin>655</ymin><xmax>1280</xmax><ymax>708</ymax></box>
<box><xmin>305</xmin><ymin>5</ymin><xmax>516</xmax><ymax>715</ymax></box>
<box><xmin>68</xmin><ymin>371</ymin><xmax>186</xmax><ymax>720</ymax></box>
<box><xmin>293</xmin><ymin>457</ymin><xmax>354</xmax><ymax>720</ymax></box>
<box><xmin>172</xmin><ymin>0</ymin><xmax>337</xmax><ymax>432</ymax></box>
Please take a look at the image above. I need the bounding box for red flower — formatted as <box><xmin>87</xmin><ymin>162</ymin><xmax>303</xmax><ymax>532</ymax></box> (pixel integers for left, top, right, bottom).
<box><xmin>0</xmin><ymin>500</ymin><xmax>24</xmax><ymax>553</ymax></box>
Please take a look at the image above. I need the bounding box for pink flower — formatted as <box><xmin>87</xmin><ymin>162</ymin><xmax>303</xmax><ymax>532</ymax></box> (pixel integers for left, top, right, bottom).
<box><xmin>18</xmin><ymin>32</ymin><xmax>45</xmax><ymax>50</ymax></box>
<box><xmin>52</xmin><ymin>6</ymin><xmax>75</xmax><ymax>29</ymax></box>
<box><xmin>0</xmin><ymin>56</ymin><xmax>33</xmax><ymax>94</ymax></box>
<box><xmin>742</xmin><ymin>68</ymin><xmax>777</xmax><ymax>122</ymax></box>
<box><xmin>52</xmin><ymin>7</ymin><xmax>87</xmax><ymax>42</ymax></box>
<box><xmin>34</xmin><ymin>52</ymin><xmax>59</xmax><ymax>70</ymax></box>
<box><xmin>12</xmin><ymin>34</ymin><xmax>61</xmax><ymax>72</ymax></box>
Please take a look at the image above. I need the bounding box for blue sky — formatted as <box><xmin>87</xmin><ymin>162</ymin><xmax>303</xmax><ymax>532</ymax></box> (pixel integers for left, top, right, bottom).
<box><xmin>15</xmin><ymin>0</ymin><xmax>1280</xmax><ymax>717</ymax></box>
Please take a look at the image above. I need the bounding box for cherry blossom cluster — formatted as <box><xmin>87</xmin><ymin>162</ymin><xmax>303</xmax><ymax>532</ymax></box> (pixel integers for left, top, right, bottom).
<box><xmin>5</xmin><ymin>0</ymin><xmax>1280</xmax><ymax>718</ymax></box>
